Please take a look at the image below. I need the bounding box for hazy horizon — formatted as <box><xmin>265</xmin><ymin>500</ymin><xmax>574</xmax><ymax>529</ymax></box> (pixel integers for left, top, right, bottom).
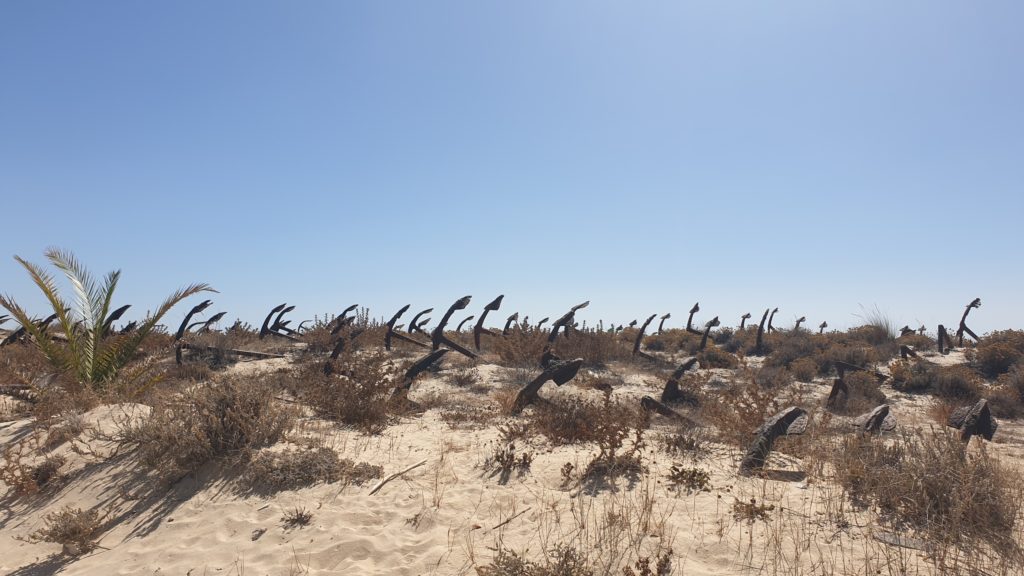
<box><xmin>2</xmin><ymin>1</ymin><xmax>1021</xmax><ymax>335</ymax></box>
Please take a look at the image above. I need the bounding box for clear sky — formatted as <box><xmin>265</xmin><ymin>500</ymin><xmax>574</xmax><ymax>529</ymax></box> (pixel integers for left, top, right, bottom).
<box><xmin>1</xmin><ymin>1</ymin><xmax>1021</xmax><ymax>335</ymax></box>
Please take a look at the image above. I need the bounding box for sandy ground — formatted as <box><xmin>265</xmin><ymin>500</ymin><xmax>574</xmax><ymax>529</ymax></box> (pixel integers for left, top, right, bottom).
<box><xmin>1</xmin><ymin>350</ymin><xmax>1022</xmax><ymax>576</ymax></box>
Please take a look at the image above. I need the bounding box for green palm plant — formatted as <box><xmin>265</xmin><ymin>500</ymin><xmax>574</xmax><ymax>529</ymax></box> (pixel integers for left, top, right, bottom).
<box><xmin>0</xmin><ymin>248</ymin><xmax>214</xmax><ymax>388</ymax></box>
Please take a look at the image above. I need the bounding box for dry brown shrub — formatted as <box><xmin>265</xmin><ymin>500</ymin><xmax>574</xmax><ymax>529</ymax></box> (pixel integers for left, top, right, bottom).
<box><xmin>285</xmin><ymin>349</ymin><xmax>399</xmax><ymax>434</ymax></box>
<box><xmin>828</xmin><ymin>429</ymin><xmax>1024</xmax><ymax>573</ymax></box>
<box><xmin>444</xmin><ymin>365</ymin><xmax>479</xmax><ymax>388</ymax></box>
<box><xmin>28</xmin><ymin>506</ymin><xmax>107</xmax><ymax>556</ymax></box>
<box><xmin>789</xmin><ymin>357</ymin><xmax>818</xmax><ymax>382</ymax></box>
<box><xmin>700</xmin><ymin>371</ymin><xmax>781</xmax><ymax>449</ymax></box>
<box><xmin>829</xmin><ymin>371</ymin><xmax>887</xmax><ymax>415</ymax></box>
<box><xmin>763</xmin><ymin>331</ymin><xmax>821</xmax><ymax>368</ymax></box>
<box><xmin>122</xmin><ymin>377</ymin><xmax>295</xmax><ymax>478</ymax></box>
<box><xmin>477</xmin><ymin>544</ymin><xmax>594</xmax><ymax>576</ymax></box>
<box><xmin>696</xmin><ymin>346</ymin><xmax>738</xmax><ymax>369</ymax></box>
<box><xmin>893</xmin><ymin>363</ymin><xmax>981</xmax><ymax>401</ymax></box>
<box><xmin>898</xmin><ymin>332</ymin><xmax>935</xmax><ymax>351</ymax></box>
<box><xmin>489</xmin><ymin>328</ymin><xmax>549</xmax><ymax>368</ymax></box>
<box><xmin>990</xmin><ymin>366</ymin><xmax>1024</xmax><ymax>418</ymax></box>
<box><xmin>976</xmin><ymin>330</ymin><xmax>1024</xmax><ymax>377</ymax></box>
<box><xmin>248</xmin><ymin>446</ymin><xmax>382</xmax><ymax>492</ymax></box>
<box><xmin>721</xmin><ymin>327</ymin><xmax>757</xmax><ymax>354</ymax></box>
<box><xmin>553</xmin><ymin>330</ymin><xmax>631</xmax><ymax>367</ymax></box>
<box><xmin>528</xmin><ymin>393</ymin><xmax>643</xmax><ymax>446</ymax></box>
<box><xmin>1</xmin><ymin>443</ymin><xmax>65</xmax><ymax>496</ymax></box>
<box><xmin>754</xmin><ymin>365</ymin><xmax>793</xmax><ymax>389</ymax></box>
<box><xmin>167</xmin><ymin>361</ymin><xmax>213</xmax><ymax>382</ymax></box>
<box><xmin>0</xmin><ymin>343</ymin><xmax>50</xmax><ymax>385</ymax></box>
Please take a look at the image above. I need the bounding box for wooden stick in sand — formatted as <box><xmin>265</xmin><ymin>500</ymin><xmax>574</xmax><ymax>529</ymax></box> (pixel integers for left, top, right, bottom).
<box><xmin>368</xmin><ymin>459</ymin><xmax>428</xmax><ymax>495</ymax></box>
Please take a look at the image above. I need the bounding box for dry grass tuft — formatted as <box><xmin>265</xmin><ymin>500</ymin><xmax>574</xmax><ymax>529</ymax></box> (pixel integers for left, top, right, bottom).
<box><xmin>281</xmin><ymin>506</ymin><xmax>314</xmax><ymax>529</ymax></box>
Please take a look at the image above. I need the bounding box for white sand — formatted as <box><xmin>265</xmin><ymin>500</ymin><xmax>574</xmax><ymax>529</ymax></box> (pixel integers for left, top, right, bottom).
<box><xmin>2</xmin><ymin>356</ymin><xmax>1021</xmax><ymax>575</ymax></box>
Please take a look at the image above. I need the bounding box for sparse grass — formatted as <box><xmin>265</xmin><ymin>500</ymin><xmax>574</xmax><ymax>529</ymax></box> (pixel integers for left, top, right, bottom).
<box><xmin>445</xmin><ymin>365</ymin><xmax>480</xmax><ymax>388</ymax></box>
<box><xmin>828</xmin><ymin>428</ymin><xmax>1024</xmax><ymax>572</ymax></box>
<box><xmin>476</xmin><ymin>544</ymin><xmax>594</xmax><ymax>576</ymax></box>
<box><xmin>660</xmin><ymin>429</ymin><xmax>708</xmax><ymax>459</ymax></box>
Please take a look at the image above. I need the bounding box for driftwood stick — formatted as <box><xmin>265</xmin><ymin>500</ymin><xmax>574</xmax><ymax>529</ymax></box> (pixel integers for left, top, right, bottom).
<box><xmin>179</xmin><ymin>343</ymin><xmax>286</xmax><ymax>359</ymax></box>
<box><xmin>368</xmin><ymin>459</ymin><xmax>428</xmax><ymax>495</ymax></box>
<box><xmin>489</xmin><ymin>507</ymin><xmax>532</xmax><ymax>532</ymax></box>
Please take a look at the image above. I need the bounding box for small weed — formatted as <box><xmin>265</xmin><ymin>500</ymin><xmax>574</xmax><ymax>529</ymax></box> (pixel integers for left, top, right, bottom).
<box><xmin>281</xmin><ymin>506</ymin><xmax>313</xmax><ymax>529</ymax></box>
<box><xmin>666</xmin><ymin>464</ymin><xmax>711</xmax><ymax>494</ymax></box>
<box><xmin>732</xmin><ymin>498</ymin><xmax>775</xmax><ymax>522</ymax></box>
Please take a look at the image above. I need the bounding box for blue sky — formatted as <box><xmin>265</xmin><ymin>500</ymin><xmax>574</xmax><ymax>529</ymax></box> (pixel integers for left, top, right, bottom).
<box><xmin>1</xmin><ymin>1</ymin><xmax>1021</xmax><ymax>334</ymax></box>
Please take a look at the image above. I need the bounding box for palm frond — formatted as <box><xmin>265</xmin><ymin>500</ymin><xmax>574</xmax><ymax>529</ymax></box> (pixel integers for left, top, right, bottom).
<box><xmin>0</xmin><ymin>294</ymin><xmax>72</xmax><ymax>374</ymax></box>
<box><xmin>93</xmin><ymin>283</ymin><xmax>215</xmax><ymax>384</ymax></box>
<box><xmin>89</xmin><ymin>269</ymin><xmax>122</xmax><ymax>380</ymax></box>
<box><xmin>12</xmin><ymin>256</ymin><xmax>81</xmax><ymax>364</ymax></box>
<box><xmin>46</xmin><ymin>248</ymin><xmax>103</xmax><ymax>377</ymax></box>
